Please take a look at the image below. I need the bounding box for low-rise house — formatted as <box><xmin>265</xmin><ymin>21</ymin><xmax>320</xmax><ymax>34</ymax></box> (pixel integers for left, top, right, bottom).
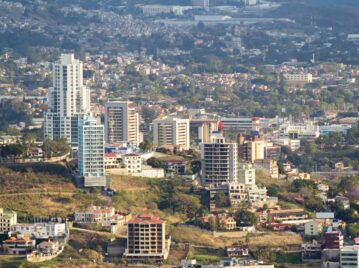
<box><xmin>0</xmin><ymin>208</ymin><xmax>17</xmax><ymax>234</ymax></box>
<box><xmin>0</xmin><ymin>135</ymin><xmax>21</xmax><ymax>145</ymax></box>
<box><xmin>226</xmin><ymin>247</ymin><xmax>249</xmax><ymax>257</ymax></box>
<box><xmin>255</xmin><ymin>211</ymin><xmax>268</xmax><ymax>223</ymax></box>
<box><xmin>2</xmin><ymin>234</ymin><xmax>35</xmax><ymax>255</ymax></box>
<box><xmin>27</xmin><ymin>147</ymin><xmax>43</xmax><ymax>158</ymax></box>
<box><xmin>268</xmin><ymin>209</ymin><xmax>308</xmax><ymax>224</ymax></box>
<box><xmin>247</xmin><ymin>185</ymin><xmax>267</xmax><ymax>206</ymax></box>
<box><xmin>37</xmin><ymin>240</ymin><xmax>60</xmax><ymax>255</ymax></box>
<box><xmin>74</xmin><ymin>206</ymin><xmax>131</xmax><ymax>232</ymax></box>
<box><xmin>317</xmin><ymin>183</ymin><xmax>329</xmax><ymax>192</ymax></box>
<box><xmin>140</xmin><ymin>165</ymin><xmax>165</xmax><ymax>178</ymax></box>
<box><xmin>335</xmin><ymin>196</ymin><xmax>350</xmax><ymax>209</ymax></box>
<box><xmin>304</xmin><ymin>220</ymin><xmax>323</xmax><ymax>236</ymax></box>
<box><xmin>123</xmin><ymin>154</ymin><xmax>142</xmax><ymax>173</ymax></box>
<box><xmin>104</xmin><ymin>153</ymin><xmax>120</xmax><ymax>169</ymax></box>
<box><xmin>301</xmin><ymin>240</ymin><xmax>322</xmax><ymax>260</ymax></box>
<box><xmin>254</xmin><ymin>159</ymin><xmax>279</xmax><ymax>179</ymax></box>
<box><xmin>10</xmin><ymin>222</ymin><xmax>66</xmax><ymax>239</ymax></box>
<box><xmin>228</xmin><ymin>183</ymin><xmax>268</xmax><ymax>207</ymax></box>
<box><xmin>218</xmin><ymin>215</ymin><xmax>237</xmax><ymax>230</ymax></box>
<box><xmin>75</xmin><ymin>206</ymin><xmax>115</xmax><ymax>224</ymax></box>
<box><xmin>162</xmin><ymin>159</ymin><xmax>186</xmax><ymax>175</ymax></box>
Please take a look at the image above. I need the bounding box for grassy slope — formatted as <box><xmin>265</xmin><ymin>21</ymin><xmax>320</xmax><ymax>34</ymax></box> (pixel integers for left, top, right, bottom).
<box><xmin>0</xmin><ymin>163</ymin><xmax>76</xmax><ymax>194</ymax></box>
<box><xmin>0</xmin><ymin>256</ymin><xmax>25</xmax><ymax>268</ymax></box>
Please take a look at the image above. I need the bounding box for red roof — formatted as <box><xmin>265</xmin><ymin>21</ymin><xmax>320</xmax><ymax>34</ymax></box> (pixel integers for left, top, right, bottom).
<box><xmin>105</xmin><ymin>153</ymin><xmax>117</xmax><ymax>158</ymax></box>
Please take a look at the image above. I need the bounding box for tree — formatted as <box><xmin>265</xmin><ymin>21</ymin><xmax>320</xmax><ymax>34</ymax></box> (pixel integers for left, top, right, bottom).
<box><xmin>304</xmin><ymin>196</ymin><xmax>324</xmax><ymax>211</ymax></box>
<box><xmin>347</xmin><ymin>223</ymin><xmax>359</xmax><ymax>238</ymax></box>
<box><xmin>81</xmin><ymin>249</ymin><xmax>104</xmax><ymax>264</ymax></box>
<box><xmin>290</xmin><ymin>179</ymin><xmax>317</xmax><ymax>192</ymax></box>
<box><xmin>208</xmin><ymin>216</ymin><xmax>218</xmax><ymax>231</ymax></box>
<box><xmin>139</xmin><ymin>139</ymin><xmax>153</xmax><ymax>152</ymax></box>
<box><xmin>191</xmin><ymin>160</ymin><xmax>201</xmax><ymax>174</ymax></box>
<box><xmin>142</xmin><ymin>106</ymin><xmax>160</xmax><ymax>125</ymax></box>
<box><xmin>0</xmin><ymin>144</ymin><xmax>25</xmax><ymax>157</ymax></box>
<box><xmin>42</xmin><ymin>138</ymin><xmax>70</xmax><ymax>158</ymax></box>
<box><xmin>147</xmin><ymin>157</ymin><xmax>163</xmax><ymax>168</ymax></box>
<box><xmin>172</xmin><ymin>192</ymin><xmax>201</xmax><ymax>218</ymax></box>
<box><xmin>214</xmin><ymin>192</ymin><xmax>229</xmax><ymax>208</ymax></box>
<box><xmin>267</xmin><ymin>184</ymin><xmax>280</xmax><ymax>197</ymax></box>
<box><xmin>336</xmin><ymin>208</ymin><xmax>358</xmax><ymax>224</ymax></box>
<box><xmin>255</xmin><ymin>247</ymin><xmax>276</xmax><ymax>263</ymax></box>
<box><xmin>23</xmin><ymin>132</ymin><xmax>37</xmax><ymax>156</ymax></box>
<box><xmin>235</xmin><ymin>210</ymin><xmax>257</xmax><ymax>226</ymax></box>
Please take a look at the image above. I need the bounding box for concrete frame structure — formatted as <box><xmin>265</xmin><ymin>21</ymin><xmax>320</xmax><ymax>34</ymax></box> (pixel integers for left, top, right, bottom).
<box><xmin>201</xmin><ymin>132</ymin><xmax>238</xmax><ymax>186</ymax></box>
<box><xmin>124</xmin><ymin>214</ymin><xmax>170</xmax><ymax>264</ymax></box>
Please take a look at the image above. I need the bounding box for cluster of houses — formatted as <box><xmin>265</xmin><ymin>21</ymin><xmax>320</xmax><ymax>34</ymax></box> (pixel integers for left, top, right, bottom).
<box><xmin>0</xmin><ymin>208</ymin><xmax>68</xmax><ymax>261</ymax></box>
<box><xmin>74</xmin><ymin>205</ymin><xmax>131</xmax><ymax>234</ymax></box>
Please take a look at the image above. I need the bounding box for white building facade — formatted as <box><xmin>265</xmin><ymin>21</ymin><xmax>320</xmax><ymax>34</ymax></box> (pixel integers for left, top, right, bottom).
<box><xmin>0</xmin><ymin>208</ymin><xmax>17</xmax><ymax>234</ymax></box>
<box><xmin>10</xmin><ymin>222</ymin><xmax>66</xmax><ymax>239</ymax></box>
<box><xmin>44</xmin><ymin>54</ymin><xmax>90</xmax><ymax>146</ymax></box>
<box><xmin>153</xmin><ymin>117</ymin><xmax>190</xmax><ymax>151</ymax></box>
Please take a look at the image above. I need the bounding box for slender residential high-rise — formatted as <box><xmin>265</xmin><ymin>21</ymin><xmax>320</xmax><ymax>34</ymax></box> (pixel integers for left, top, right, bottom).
<box><xmin>201</xmin><ymin>132</ymin><xmax>238</xmax><ymax>186</ymax></box>
<box><xmin>78</xmin><ymin>117</ymin><xmax>106</xmax><ymax>187</ymax></box>
<box><xmin>104</xmin><ymin>101</ymin><xmax>140</xmax><ymax>146</ymax></box>
<box><xmin>44</xmin><ymin>54</ymin><xmax>90</xmax><ymax>146</ymax></box>
<box><xmin>153</xmin><ymin>117</ymin><xmax>190</xmax><ymax>151</ymax></box>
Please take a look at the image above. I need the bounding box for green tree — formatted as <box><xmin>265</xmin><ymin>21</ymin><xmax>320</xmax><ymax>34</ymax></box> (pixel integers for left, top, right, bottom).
<box><xmin>267</xmin><ymin>184</ymin><xmax>280</xmax><ymax>197</ymax></box>
<box><xmin>304</xmin><ymin>196</ymin><xmax>324</xmax><ymax>211</ymax></box>
<box><xmin>208</xmin><ymin>216</ymin><xmax>218</xmax><ymax>231</ymax></box>
<box><xmin>235</xmin><ymin>210</ymin><xmax>257</xmax><ymax>226</ymax></box>
<box><xmin>347</xmin><ymin>223</ymin><xmax>359</xmax><ymax>238</ymax></box>
<box><xmin>139</xmin><ymin>139</ymin><xmax>153</xmax><ymax>152</ymax></box>
<box><xmin>191</xmin><ymin>160</ymin><xmax>201</xmax><ymax>174</ymax></box>
<box><xmin>0</xmin><ymin>144</ymin><xmax>25</xmax><ymax>157</ymax></box>
<box><xmin>214</xmin><ymin>192</ymin><xmax>229</xmax><ymax>208</ymax></box>
<box><xmin>147</xmin><ymin>157</ymin><xmax>163</xmax><ymax>168</ymax></box>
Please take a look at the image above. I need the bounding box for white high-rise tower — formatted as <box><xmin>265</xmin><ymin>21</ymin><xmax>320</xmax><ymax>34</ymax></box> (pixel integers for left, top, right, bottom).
<box><xmin>44</xmin><ymin>54</ymin><xmax>91</xmax><ymax>146</ymax></box>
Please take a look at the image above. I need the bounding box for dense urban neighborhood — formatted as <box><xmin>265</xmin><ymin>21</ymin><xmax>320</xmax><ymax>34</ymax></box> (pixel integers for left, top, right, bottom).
<box><xmin>0</xmin><ymin>0</ymin><xmax>358</xmax><ymax>268</ymax></box>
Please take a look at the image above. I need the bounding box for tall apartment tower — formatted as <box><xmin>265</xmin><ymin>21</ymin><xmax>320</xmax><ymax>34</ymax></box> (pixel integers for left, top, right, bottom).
<box><xmin>153</xmin><ymin>117</ymin><xmax>190</xmax><ymax>151</ymax></box>
<box><xmin>104</xmin><ymin>101</ymin><xmax>140</xmax><ymax>146</ymax></box>
<box><xmin>125</xmin><ymin>213</ymin><xmax>170</xmax><ymax>263</ymax></box>
<box><xmin>78</xmin><ymin>117</ymin><xmax>106</xmax><ymax>187</ymax></box>
<box><xmin>44</xmin><ymin>54</ymin><xmax>90</xmax><ymax>146</ymax></box>
<box><xmin>201</xmin><ymin>132</ymin><xmax>238</xmax><ymax>186</ymax></box>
